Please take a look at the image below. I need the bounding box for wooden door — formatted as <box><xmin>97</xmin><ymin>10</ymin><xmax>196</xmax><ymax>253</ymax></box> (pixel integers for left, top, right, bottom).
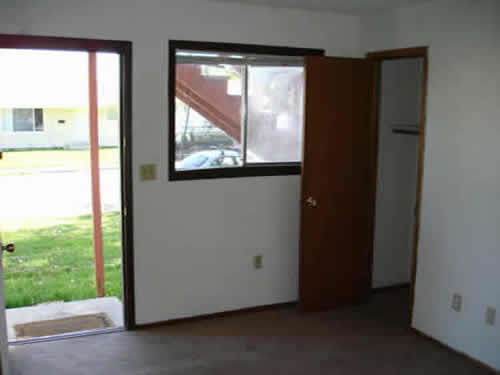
<box><xmin>299</xmin><ymin>56</ymin><xmax>374</xmax><ymax>311</ymax></box>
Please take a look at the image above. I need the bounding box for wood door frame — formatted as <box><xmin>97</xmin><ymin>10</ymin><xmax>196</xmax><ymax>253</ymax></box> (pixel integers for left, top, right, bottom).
<box><xmin>365</xmin><ymin>46</ymin><xmax>428</xmax><ymax>322</ymax></box>
<box><xmin>0</xmin><ymin>34</ymin><xmax>136</xmax><ymax>331</ymax></box>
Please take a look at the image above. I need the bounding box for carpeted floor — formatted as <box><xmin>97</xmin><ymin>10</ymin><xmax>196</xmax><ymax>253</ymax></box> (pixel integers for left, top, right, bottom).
<box><xmin>9</xmin><ymin>288</ymin><xmax>493</xmax><ymax>374</ymax></box>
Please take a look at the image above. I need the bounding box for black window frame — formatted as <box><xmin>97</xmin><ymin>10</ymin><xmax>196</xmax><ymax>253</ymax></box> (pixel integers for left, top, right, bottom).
<box><xmin>169</xmin><ymin>40</ymin><xmax>324</xmax><ymax>181</ymax></box>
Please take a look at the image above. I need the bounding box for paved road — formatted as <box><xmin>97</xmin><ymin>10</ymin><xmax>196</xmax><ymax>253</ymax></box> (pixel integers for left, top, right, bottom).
<box><xmin>0</xmin><ymin>169</ymin><xmax>121</xmax><ymax>221</ymax></box>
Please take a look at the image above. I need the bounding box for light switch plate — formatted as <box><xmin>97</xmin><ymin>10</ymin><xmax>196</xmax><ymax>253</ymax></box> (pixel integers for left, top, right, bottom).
<box><xmin>140</xmin><ymin>164</ymin><xmax>157</xmax><ymax>181</ymax></box>
<box><xmin>451</xmin><ymin>293</ymin><xmax>462</xmax><ymax>312</ymax></box>
<box><xmin>254</xmin><ymin>255</ymin><xmax>263</xmax><ymax>269</ymax></box>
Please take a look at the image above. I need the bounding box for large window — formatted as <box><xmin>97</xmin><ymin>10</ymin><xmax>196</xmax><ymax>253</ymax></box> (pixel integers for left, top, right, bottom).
<box><xmin>0</xmin><ymin>108</ymin><xmax>44</xmax><ymax>132</ymax></box>
<box><xmin>169</xmin><ymin>41</ymin><xmax>323</xmax><ymax>180</ymax></box>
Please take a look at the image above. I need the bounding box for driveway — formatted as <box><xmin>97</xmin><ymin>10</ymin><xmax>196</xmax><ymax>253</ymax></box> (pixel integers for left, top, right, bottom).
<box><xmin>0</xmin><ymin>168</ymin><xmax>121</xmax><ymax>221</ymax></box>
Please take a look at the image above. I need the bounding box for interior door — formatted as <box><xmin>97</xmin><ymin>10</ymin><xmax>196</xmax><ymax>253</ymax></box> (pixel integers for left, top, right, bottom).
<box><xmin>299</xmin><ymin>56</ymin><xmax>374</xmax><ymax>311</ymax></box>
<box><xmin>0</xmin><ymin>237</ymin><xmax>13</xmax><ymax>375</ymax></box>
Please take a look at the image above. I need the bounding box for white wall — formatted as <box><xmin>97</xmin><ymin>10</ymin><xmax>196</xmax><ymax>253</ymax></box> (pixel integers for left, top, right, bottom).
<box><xmin>372</xmin><ymin>58</ymin><xmax>421</xmax><ymax>288</ymax></box>
<box><xmin>0</xmin><ymin>0</ymin><xmax>361</xmax><ymax>324</ymax></box>
<box><xmin>362</xmin><ymin>0</ymin><xmax>500</xmax><ymax>370</ymax></box>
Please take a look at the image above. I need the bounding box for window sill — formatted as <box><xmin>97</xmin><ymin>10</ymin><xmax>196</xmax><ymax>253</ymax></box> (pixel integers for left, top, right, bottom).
<box><xmin>169</xmin><ymin>164</ymin><xmax>301</xmax><ymax>181</ymax></box>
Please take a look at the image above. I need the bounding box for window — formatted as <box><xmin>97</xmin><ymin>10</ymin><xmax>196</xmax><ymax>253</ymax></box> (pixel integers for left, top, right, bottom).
<box><xmin>8</xmin><ymin>108</ymin><xmax>44</xmax><ymax>132</ymax></box>
<box><xmin>169</xmin><ymin>41</ymin><xmax>324</xmax><ymax>180</ymax></box>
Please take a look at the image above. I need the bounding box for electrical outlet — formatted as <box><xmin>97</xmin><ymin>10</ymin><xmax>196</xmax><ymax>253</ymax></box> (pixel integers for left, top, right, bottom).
<box><xmin>486</xmin><ymin>307</ymin><xmax>496</xmax><ymax>326</ymax></box>
<box><xmin>254</xmin><ymin>255</ymin><xmax>263</xmax><ymax>269</ymax></box>
<box><xmin>451</xmin><ymin>293</ymin><xmax>462</xmax><ymax>312</ymax></box>
<box><xmin>140</xmin><ymin>164</ymin><xmax>157</xmax><ymax>181</ymax></box>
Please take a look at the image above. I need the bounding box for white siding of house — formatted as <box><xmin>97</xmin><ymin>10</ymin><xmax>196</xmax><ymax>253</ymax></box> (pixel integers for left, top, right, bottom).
<box><xmin>0</xmin><ymin>108</ymin><xmax>119</xmax><ymax>149</ymax></box>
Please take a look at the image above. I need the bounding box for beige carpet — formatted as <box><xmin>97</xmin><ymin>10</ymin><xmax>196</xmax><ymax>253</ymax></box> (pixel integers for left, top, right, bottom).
<box><xmin>14</xmin><ymin>312</ymin><xmax>115</xmax><ymax>339</ymax></box>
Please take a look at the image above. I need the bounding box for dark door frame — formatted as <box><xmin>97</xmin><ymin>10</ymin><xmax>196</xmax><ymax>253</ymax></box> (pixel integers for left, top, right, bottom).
<box><xmin>0</xmin><ymin>34</ymin><xmax>136</xmax><ymax>331</ymax></box>
<box><xmin>366</xmin><ymin>46</ymin><xmax>429</xmax><ymax>322</ymax></box>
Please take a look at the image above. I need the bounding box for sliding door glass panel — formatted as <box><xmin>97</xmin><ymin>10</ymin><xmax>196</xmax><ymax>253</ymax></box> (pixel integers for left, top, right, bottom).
<box><xmin>0</xmin><ymin>49</ymin><xmax>124</xmax><ymax>342</ymax></box>
<box><xmin>96</xmin><ymin>52</ymin><xmax>123</xmax><ymax>301</ymax></box>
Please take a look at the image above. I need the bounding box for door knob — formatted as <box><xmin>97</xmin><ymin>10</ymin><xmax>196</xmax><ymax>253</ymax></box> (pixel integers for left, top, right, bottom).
<box><xmin>1</xmin><ymin>243</ymin><xmax>15</xmax><ymax>253</ymax></box>
<box><xmin>305</xmin><ymin>197</ymin><xmax>317</xmax><ymax>208</ymax></box>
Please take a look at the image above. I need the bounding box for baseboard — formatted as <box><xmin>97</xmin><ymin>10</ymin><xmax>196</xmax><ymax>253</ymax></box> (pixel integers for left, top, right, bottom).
<box><xmin>412</xmin><ymin>328</ymin><xmax>499</xmax><ymax>374</ymax></box>
<box><xmin>372</xmin><ymin>282</ymin><xmax>410</xmax><ymax>293</ymax></box>
<box><xmin>137</xmin><ymin>301</ymin><xmax>297</xmax><ymax>329</ymax></box>
<box><xmin>137</xmin><ymin>286</ymin><xmax>411</xmax><ymax>329</ymax></box>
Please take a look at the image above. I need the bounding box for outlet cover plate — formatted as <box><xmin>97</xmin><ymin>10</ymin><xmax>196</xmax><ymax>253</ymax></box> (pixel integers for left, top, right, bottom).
<box><xmin>451</xmin><ymin>294</ymin><xmax>462</xmax><ymax>312</ymax></box>
<box><xmin>486</xmin><ymin>307</ymin><xmax>496</xmax><ymax>326</ymax></box>
<box><xmin>254</xmin><ymin>255</ymin><xmax>263</xmax><ymax>269</ymax></box>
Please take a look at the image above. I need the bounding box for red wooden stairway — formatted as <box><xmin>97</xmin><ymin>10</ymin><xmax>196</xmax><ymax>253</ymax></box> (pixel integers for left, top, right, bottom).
<box><xmin>176</xmin><ymin>64</ymin><xmax>241</xmax><ymax>142</ymax></box>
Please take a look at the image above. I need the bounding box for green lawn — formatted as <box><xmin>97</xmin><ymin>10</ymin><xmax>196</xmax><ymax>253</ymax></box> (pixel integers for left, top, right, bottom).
<box><xmin>0</xmin><ymin>148</ymin><xmax>119</xmax><ymax>174</ymax></box>
<box><xmin>2</xmin><ymin>212</ymin><xmax>122</xmax><ymax>308</ymax></box>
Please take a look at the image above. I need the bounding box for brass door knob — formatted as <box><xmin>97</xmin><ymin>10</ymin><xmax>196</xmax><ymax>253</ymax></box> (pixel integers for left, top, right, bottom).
<box><xmin>305</xmin><ymin>197</ymin><xmax>318</xmax><ymax>208</ymax></box>
<box><xmin>2</xmin><ymin>243</ymin><xmax>15</xmax><ymax>253</ymax></box>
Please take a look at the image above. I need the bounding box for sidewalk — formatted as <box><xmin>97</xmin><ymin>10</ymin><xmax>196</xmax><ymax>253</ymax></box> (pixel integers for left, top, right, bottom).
<box><xmin>0</xmin><ymin>165</ymin><xmax>119</xmax><ymax>176</ymax></box>
<box><xmin>0</xmin><ymin>168</ymin><xmax>121</xmax><ymax>220</ymax></box>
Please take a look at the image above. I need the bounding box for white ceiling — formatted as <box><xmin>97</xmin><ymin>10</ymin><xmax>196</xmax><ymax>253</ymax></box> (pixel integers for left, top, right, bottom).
<box><xmin>211</xmin><ymin>0</ymin><xmax>432</xmax><ymax>14</ymax></box>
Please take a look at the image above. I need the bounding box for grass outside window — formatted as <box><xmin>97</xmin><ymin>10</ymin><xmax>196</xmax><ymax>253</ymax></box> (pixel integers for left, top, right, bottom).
<box><xmin>3</xmin><ymin>212</ymin><xmax>122</xmax><ymax>308</ymax></box>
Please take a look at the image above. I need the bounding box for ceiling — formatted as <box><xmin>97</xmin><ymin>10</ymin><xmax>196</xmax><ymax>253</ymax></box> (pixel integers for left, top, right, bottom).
<box><xmin>211</xmin><ymin>0</ymin><xmax>432</xmax><ymax>14</ymax></box>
